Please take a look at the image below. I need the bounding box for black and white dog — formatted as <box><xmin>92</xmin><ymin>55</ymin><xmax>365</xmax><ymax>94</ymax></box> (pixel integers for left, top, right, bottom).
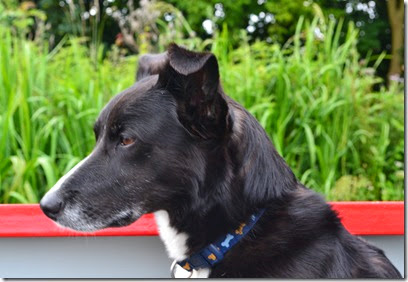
<box><xmin>40</xmin><ymin>44</ymin><xmax>401</xmax><ymax>278</ymax></box>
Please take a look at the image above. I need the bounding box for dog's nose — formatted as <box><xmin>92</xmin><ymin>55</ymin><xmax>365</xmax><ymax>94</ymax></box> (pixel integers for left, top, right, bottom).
<box><xmin>40</xmin><ymin>192</ymin><xmax>64</xmax><ymax>220</ymax></box>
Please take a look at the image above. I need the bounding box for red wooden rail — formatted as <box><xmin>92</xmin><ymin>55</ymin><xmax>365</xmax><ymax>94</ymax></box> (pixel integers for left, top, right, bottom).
<box><xmin>0</xmin><ymin>202</ymin><xmax>403</xmax><ymax>237</ymax></box>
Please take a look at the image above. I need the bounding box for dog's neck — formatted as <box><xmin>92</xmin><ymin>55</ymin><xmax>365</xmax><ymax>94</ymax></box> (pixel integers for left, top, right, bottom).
<box><xmin>154</xmin><ymin>103</ymin><xmax>297</xmax><ymax>271</ymax></box>
<box><xmin>154</xmin><ymin>210</ymin><xmax>211</xmax><ymax>278</ymax></box>
<box><xmin>154</xmin><ymin>210</ymin><xmax>190</xmax><ymax>260</ymax></box>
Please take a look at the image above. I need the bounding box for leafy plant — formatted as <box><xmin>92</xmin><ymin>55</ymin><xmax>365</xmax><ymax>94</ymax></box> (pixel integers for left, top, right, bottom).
<box><xmin>211</xmin><ymin>17</ymin><xmax>403</xmax><ymax>200</ymax></box>
<box><xmin>0</xmin><ymin>16</ymin><xmax>403</xmax><ymax>203</ymax></box>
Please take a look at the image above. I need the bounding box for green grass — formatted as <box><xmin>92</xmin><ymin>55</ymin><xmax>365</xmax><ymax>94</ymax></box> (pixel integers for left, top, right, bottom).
<box><xmin>0</xmin><ymin>17</ymin><xmax>404</xmax><ymax>203</ymax></box>
<box><xmin>0</xmin><ymin>33</ymin><xmax>137</xmax><ymax>203</ymax></box>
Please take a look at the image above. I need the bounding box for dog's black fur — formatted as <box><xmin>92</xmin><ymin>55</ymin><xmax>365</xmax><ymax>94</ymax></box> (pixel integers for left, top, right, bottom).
<box><xmin>40</xmin><ymin>44</ymin><xmax>401</xmax><ymax>278</ymax></box>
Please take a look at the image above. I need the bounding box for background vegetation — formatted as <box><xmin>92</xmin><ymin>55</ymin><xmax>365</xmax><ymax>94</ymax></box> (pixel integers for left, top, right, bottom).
<box><xmin>0</xmin><ymin>0</ymin><xmax>404</xmax><ymax>203</ymax></box>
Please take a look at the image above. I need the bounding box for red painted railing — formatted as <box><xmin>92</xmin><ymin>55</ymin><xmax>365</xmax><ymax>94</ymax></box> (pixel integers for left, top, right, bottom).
<box><xmin>0</xmin><ymin>202</ymin><xmax>403</xmax><ymax>237</ymax></box>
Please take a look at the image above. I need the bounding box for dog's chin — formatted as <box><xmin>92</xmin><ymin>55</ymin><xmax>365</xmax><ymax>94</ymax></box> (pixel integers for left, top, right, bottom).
<box><xmin>54</xmin><ymin>220</ymin><xmax>103</xmax><ymax>232</ymax></box>
<box><xmin>55</xmin><ymin>211</ymin><xmax>142</xmax><ymax>232</ymax></box>
<box><xmin>107</xmin><ymin>213</ymin><xmax>141</xmax><ymax>228</ymax></box>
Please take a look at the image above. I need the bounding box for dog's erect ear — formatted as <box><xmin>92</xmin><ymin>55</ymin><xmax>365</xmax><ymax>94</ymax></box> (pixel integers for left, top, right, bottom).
<box><xmin>136</xmin><ymin>52</ymin><xmax>168</xmax><ymax>81</ymax></box>
<box><xmin>159</xmin><ymin>44</ymin><xmax>231</xmax><ymax>140</ymax></box>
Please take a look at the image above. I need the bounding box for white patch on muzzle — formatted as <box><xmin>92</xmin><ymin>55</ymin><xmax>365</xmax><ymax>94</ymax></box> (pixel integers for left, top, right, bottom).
<box><xmin>41</xmin><ymin>153</ymin><xmax>93</xmax><ymax>228</ymax></box>
<box><xmin>47</xmin><ymin>154</ymin><xmax>92</xmax><ymax>194</ymax></box>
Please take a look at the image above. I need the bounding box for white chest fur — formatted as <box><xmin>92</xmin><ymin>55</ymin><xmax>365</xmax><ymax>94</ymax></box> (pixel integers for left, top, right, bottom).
<box><xmin>154</xmin><ymin>210</ymin><xmax>189</xmax><ymax>260</ymax></box>
<box><xmin>154</xmin><ymin>210</ymin><xmax>210</xmax><ymax>278</ymax></box>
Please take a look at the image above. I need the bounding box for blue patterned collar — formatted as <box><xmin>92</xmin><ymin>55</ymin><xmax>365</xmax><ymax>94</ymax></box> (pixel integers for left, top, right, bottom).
<box><xmin>174</xmin><ymin>208</ymin><xmax>266</xmax><ymax>274</ymax></box>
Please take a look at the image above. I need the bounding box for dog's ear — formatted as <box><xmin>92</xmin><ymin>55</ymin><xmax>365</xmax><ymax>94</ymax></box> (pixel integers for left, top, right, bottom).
<box><xmin>159</xmin><ymin>44</ymin><xmax>231</xmax><ymax>140</ymax></box>
<box><xmin>136</xmin><ymin>52</ymin><xmax>168</xmax><ymax>81</ymax></box>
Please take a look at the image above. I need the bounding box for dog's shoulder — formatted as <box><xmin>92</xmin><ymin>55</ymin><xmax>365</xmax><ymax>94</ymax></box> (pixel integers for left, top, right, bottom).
<box><xmin>286</xmin><ymin>185</ymin><xmax>342</xmax><ymax>230</ymax></box>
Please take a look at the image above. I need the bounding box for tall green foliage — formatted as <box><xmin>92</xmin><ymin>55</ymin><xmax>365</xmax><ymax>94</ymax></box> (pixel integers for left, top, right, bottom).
<box><xmin>212</xmin><ymin>18</ymin><xmax>403</xmax><ymax>200</ymax></box>
<box><xmin>0</xmin><ymin>17</ymin><xmax>403</xmax><ymax>203</ymax></box>
<box><xmin>0</xmin><ymin>30</ymin><xmax>136</xmax><ymax>203</ymax></box>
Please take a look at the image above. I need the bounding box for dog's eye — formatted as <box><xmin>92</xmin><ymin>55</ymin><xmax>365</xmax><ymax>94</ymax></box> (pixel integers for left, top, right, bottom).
<box><xmin>120</xmin><ymin>137</ymin><xmax>135</xmax><ymax>146</ymax></box>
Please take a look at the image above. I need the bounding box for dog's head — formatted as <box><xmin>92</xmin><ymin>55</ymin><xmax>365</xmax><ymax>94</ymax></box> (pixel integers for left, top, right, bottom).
<box><xmin>40</xmin><ymin>44</ymin><xmax>233</xmax><ymax>231</ymax></box>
